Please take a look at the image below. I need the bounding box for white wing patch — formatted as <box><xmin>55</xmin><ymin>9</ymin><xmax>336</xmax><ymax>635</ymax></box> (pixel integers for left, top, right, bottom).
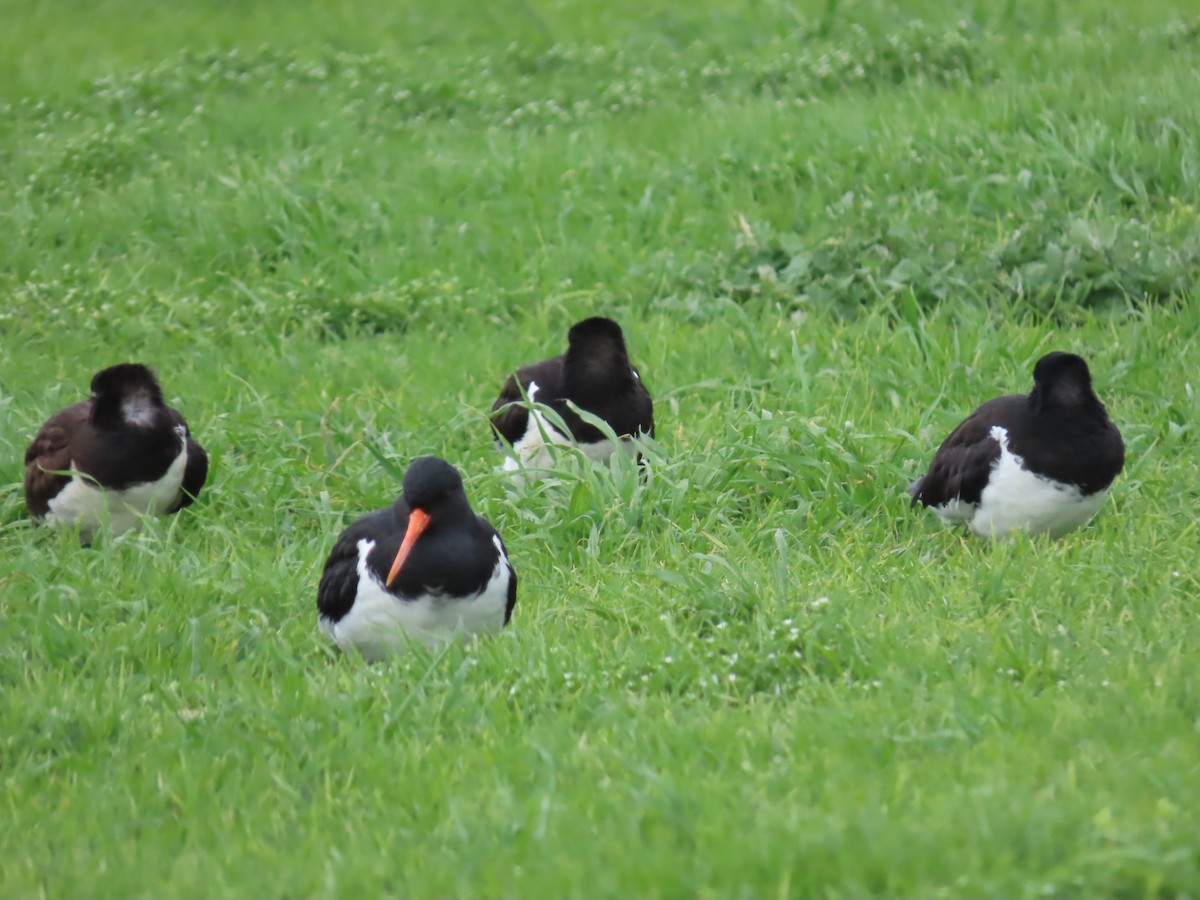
<box><xmin>322</xmin><ymin>536</ymin><xmax>511</xmax><ymax>661</ymax></box>
<box><xmin>933</xmin><ymin>425</ymin><xmax>1108</xmax><ymax>539</ymax></box>
<box><xmin>43</xmin><ymin>429</ymin><xmax>189</xmax><ymax>541</ymax></box>
<box><xmin>499</xmin><ymin>378</ymin><xmax>637</xmax><ymax>474</ymax></box>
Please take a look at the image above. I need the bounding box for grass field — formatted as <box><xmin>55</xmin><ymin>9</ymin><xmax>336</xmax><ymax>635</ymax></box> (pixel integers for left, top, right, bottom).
<box><xmin>3</xmin><ymin>0</ymin><xmax>1200</xmax><ymax>896</ymax></box>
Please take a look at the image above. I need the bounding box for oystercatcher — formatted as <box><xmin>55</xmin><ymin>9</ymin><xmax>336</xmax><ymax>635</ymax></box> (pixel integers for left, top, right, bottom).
<box><xmin>490</xmin><ymin>316</ymin><xmax>654</xmax><ymax>471</ymax></box>
<box><xmin>23</xmin><ymin>363</ymin><xmax>209</xmax><ymax>542</ymax></box>
<box><xmin>908</xmin><ymin>351</ymin><xmax>1125</xmax><ymax>539</ymax></box>
<box><xmin>317</xmin><ymin>456</ymin><xmax>516</xmax><ymax>660</ymax></box>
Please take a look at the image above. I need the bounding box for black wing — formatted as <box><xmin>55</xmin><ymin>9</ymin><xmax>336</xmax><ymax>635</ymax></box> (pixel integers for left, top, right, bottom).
<box><xmin>493</xmin><ymin>528</ymin><xmax>518</xmax><ymax>625</ymax></box>
<box><xmin>490</xmin><ymin>355</ymin><xmax>567</xmax><ymax>446</ymax></box>
<box><xmin>317</xmin><ymin>507</ymin><xmax>395</xmax><ymax>624</ymax></box>
<box><xmin>23</xmin><ymin>402</ymin><xmax>88</xmax><ymax>519</ymax></box>
<box><xmin>1004</xmin><ymin>411</ymin><xmax>1125</xmax><ymax>495</ymax></box>
<box><xmin>586</xmin><ymin>373</ymin><xmax>654</xmax><ymax>441</ymax></box>
<box><xmin>167</xmin><ymin>407</ymin><xmax>209</xmax><ymax>512</ymax></box>
<box><xmin>910</xmin><ymin>395</ymin><xmax>1026</xmax><ymax>509</ymax></box>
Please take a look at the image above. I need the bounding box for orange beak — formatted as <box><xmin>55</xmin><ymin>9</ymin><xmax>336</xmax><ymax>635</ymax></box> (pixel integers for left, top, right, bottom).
<box><xmin>385</xmin><ymin>508</ymin><xmax>431</xmax><ymax>588</ymax></box>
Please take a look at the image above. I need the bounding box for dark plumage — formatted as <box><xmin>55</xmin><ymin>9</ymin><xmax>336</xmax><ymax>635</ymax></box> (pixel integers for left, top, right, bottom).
<box><xmin>318</xmin><ymin>456</ymin><xmax>516</xmax><ymax>660</ymax></box>
<box><xmin>490</xmin><ymin>317</ymin><xmax>654</xmax><ymax>470</ymax></box>
<box><xmin>909</xmin><ymin>351</ymin><xmax>1125</xmax><ymax>538</ymax></box>
<box><xmin>23</xmin><ymin>363</ymin><xmax>208</xmax><ymax>541</ymax></box>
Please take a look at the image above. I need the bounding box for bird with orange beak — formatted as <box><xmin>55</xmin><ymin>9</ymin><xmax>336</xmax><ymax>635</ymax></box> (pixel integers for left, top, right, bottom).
<box><xmin>317</xmin><ymin>456</ymin><xmax>516</xmax><ymax>660</ymax></box>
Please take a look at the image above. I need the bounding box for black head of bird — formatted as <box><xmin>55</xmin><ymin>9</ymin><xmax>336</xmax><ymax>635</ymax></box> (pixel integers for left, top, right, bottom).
<box><xmin>385</xmin><ymin>456</ymin><xmax>472</xmax><ymax>587</ymax></box>
<box><xmin>564</xmin><ymin>316</ymin><xmax>640</xmax><ymax>400</ymax></box>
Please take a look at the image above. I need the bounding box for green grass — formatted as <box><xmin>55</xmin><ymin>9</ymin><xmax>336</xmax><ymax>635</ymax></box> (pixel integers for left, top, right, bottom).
<box><xmin>2</xmin><ymin>0</ymin><xmax>1200</xmax><ymax>896</ymax></box>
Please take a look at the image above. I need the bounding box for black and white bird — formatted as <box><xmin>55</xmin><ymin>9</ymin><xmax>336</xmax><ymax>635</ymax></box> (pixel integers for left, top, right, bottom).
<box><xmin>317</xmin><ymin>456</ymin><xmax>516</xmax><ymax>660</ymax></box>
<box><xmin>908</xmin><ymin>351</ymin><xmax>1125</xmax><ymax>539</ymax></box>
<box><xmin>490</xmin><ymin>316</ymin><xmax>654</xmax><ymax>472</ymax></box>
<box><xmin>23</xmin><ymin>363</ymin><xmax>208</xmax><ymax>542</ymax></box>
